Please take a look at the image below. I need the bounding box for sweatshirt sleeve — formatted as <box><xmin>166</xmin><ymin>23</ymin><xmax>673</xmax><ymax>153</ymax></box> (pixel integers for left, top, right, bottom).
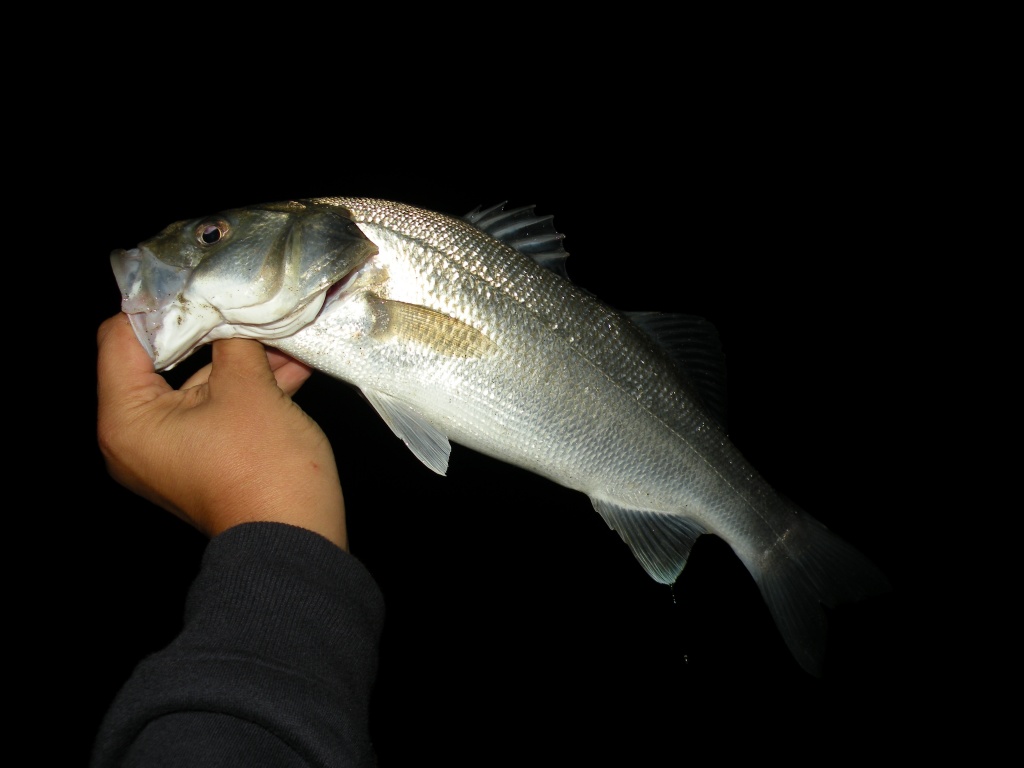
<box><xmin>90</xmin><ymin>522</ymin><xmax>385</xmax><ymax>768</ymax></box>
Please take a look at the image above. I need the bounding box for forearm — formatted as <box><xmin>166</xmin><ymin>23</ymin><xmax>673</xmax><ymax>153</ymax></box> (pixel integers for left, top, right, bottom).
<box><xmin>91</xmin><ymin>523</ymin><xmax>385</xmax><ymax>768</ymax></box>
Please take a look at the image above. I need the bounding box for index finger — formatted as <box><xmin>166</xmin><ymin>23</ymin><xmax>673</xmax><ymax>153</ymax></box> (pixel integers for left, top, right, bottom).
<box><xmin>97</xmin><ymin>313</ymin><xmax>171</xmax><ymax>409</ymax></box>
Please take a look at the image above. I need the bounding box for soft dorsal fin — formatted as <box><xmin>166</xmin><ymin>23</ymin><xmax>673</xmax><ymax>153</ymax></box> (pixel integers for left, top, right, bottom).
<box><xmin>627</xmin><ymin>311</ymin><xmax>729</xmax><ymax>431</ymax></box>
<box><xmin>464</xmin><ymin>201</ymin><xmax>569</xmax><ymax>278</ymax></box>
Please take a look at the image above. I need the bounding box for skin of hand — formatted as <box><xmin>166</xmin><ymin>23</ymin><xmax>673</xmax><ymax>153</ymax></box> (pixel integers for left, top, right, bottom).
<box><xmin>97</xmin><ymin>313</ymin><xmax>348</xmax><ymax>550</ymax></box>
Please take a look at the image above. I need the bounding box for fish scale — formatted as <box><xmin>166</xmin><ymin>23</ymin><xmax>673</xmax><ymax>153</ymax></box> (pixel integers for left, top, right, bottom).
<box><xmin>110</xmin><ymin>195</ymin><xmax>890</xmax><ymax>676</ymax></box>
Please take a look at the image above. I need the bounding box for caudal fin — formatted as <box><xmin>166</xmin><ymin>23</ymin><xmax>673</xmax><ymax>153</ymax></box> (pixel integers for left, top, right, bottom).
<box><xmin>592</xmin><ymin>495</ymin><xmax>889</xmax><ymax>675</ymax></box>
<box><xmin>751</xmin><ymin>513</ymin><xmax>890</xmax><ymax>676</ymax></box>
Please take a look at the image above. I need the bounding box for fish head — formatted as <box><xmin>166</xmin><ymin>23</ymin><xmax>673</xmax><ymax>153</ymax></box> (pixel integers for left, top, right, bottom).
<box><xmin>111</xmin><ymin>200</ymin><xmax>377</xmax><ymax>370</ymax></box>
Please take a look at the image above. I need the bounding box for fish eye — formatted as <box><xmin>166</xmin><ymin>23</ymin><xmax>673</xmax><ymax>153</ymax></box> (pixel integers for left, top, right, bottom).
<box><xmin>195</xmin><ymin>219</ymin><xmax>230</xmax><ymax>246</ymax></box>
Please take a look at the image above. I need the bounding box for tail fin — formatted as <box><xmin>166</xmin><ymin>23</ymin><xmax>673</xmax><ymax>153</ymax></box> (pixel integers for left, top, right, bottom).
<box><xmin>748</xmin><ymin>513</ymin><xmax>890</xmax><ymax>676</ymax></box>
<box><xmin>593</xmin><ymin>495</ymin><xmax>889</xmax><ymax>675</ymax></box>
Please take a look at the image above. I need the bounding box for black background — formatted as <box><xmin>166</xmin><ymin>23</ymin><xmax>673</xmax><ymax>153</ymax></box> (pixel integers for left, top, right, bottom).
<box><xmin>59</xmin><ymin>91</ymin><xmax>918</xmax><ymax>764</ymax></box>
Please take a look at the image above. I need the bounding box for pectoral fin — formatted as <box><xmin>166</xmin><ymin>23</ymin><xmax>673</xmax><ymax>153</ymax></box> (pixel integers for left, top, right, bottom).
<box><xmin>363</xmin><ymin>389</ymin><xmax>452</xmax><ymax>476</ymax></box>
<box><xmin>371</xmin><ymin>299</ymin><xmax>497</xmax><ymax>358</ymax></box>
<box><xmin>591</xmin><ymin>499</ymin><xmax>708</xmax><ymax>584</ymax></box>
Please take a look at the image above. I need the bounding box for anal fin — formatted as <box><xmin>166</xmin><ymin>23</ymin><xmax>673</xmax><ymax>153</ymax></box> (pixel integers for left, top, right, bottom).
<box><xmin>591</xmin><ymin>499</ymin><xmax>707</xmax><ymax>584</ymax></box>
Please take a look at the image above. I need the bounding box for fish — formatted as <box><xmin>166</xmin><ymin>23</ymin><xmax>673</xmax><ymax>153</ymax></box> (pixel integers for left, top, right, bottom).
<box><xmin>110</xmin><ymin>196</ymin><xmax>889</xmax><ymax>676</ymax></box>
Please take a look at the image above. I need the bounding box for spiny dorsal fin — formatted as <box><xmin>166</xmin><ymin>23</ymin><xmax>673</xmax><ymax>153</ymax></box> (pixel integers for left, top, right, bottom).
<box><xmin>464</xmin><ymin>202</ymin><xmax>569</xmax><ymax>278</ymax></box>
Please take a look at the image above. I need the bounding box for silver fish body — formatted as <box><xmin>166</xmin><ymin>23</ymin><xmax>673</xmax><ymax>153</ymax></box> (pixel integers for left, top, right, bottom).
<box><xmin>111</xmin><ymin>196</ymin><xmax>889</xmax><ymax>675</ymax></box>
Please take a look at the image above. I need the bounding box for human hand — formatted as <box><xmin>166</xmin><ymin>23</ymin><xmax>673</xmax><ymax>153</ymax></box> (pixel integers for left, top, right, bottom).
<box><xmin>97</xmin><ymin>313</ymin><xmax>348</xmax><ymax>550</ymax></box>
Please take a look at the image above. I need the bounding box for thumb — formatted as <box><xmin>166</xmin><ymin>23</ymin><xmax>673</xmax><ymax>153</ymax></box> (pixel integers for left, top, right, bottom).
<box><xmin>208</xmin><ymin>338</ymin><xmax>279</xmax><ymax>394</ymax></box>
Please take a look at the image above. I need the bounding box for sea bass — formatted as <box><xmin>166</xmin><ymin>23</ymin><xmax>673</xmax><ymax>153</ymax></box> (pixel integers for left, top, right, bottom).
<box><xmin>110</xmin><ymin>197</ymin><xmax>889</xmax><ymax>675</ymax></box>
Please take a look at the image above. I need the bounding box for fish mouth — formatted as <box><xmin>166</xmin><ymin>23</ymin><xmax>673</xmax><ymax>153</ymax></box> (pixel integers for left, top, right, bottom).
<box><xmin>111</xmin><ymin>245</ymin><xmax>196</xmax><ymax>365</ymax></box>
